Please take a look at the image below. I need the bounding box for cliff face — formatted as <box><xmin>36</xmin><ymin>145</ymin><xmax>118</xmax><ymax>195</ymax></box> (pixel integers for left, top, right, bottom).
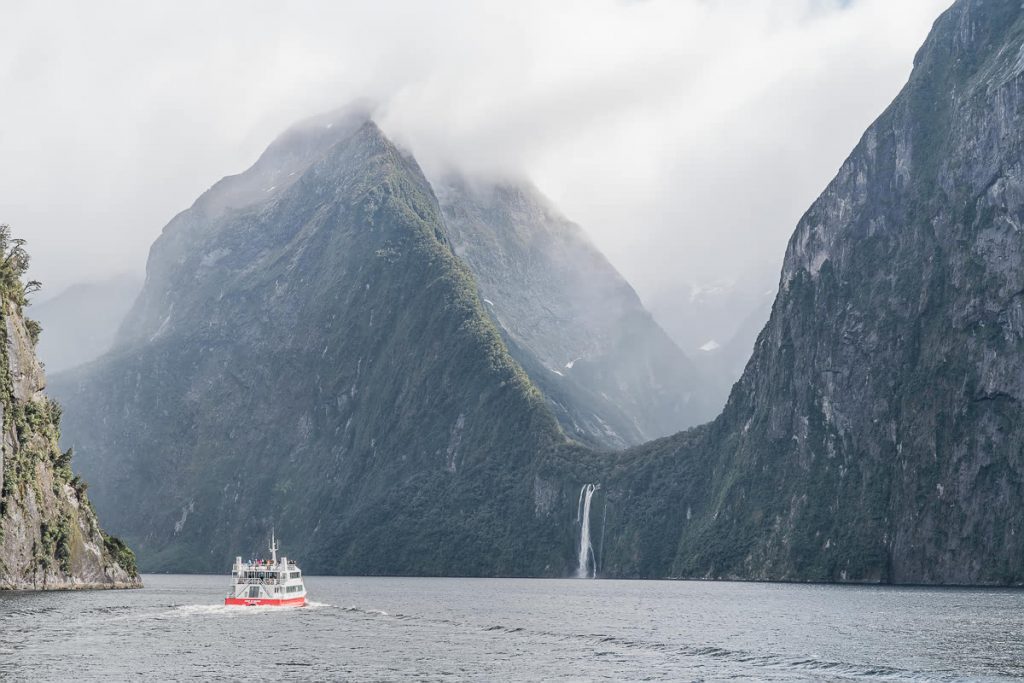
<box><xmin>599</xmin><ymin>0</ymin><xmax>1024</xmax><ymax>584</ymax></box>
<box><xmin>436</xmin><ymin>176</ymin><xmax>711</xmax><ymax>449</ymax></box>
<box><xmin>53</xmin><ymin>116</ymin><xmax>580</xmax><ymax>575</ymax></box>
<box><xmin>0</xmin><ymin>266</ymin><xmax>139</xmax><ymax>589</ymax></box>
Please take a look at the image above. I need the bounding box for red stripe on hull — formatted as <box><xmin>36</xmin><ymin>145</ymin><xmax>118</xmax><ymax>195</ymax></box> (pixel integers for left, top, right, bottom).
<box><xmin>224</xmin><ymin>596</ymin><xmax>306</xmax><ymax>607</ymax></box>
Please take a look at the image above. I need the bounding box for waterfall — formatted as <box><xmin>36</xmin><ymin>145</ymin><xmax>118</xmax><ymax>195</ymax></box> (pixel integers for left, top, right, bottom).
<box><xmin>576</xmin><ymin>483</ymin><xmax>599</xmax><ymax>578</ymax></box>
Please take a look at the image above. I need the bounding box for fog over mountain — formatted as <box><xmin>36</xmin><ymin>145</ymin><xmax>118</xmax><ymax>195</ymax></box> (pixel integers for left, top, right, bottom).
<box><xmin>3</xmin><ymin>0</ymin><xmax>949</xmax><ymax>337</ymax></box>
<box><xmin>30</xmin><ymin>274</ymin><xmax>142</xmax><ymax>373</ymax></box>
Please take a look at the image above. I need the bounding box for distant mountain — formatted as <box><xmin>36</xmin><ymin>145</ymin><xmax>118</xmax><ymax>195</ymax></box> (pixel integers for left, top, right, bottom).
<box><xmin>437</xmin><ymin>176</ymin><xmax>711</xmax><ymax>449</ymax></box>
<box><xmin>599</xmin><ymin>0</ymin><xmax>1024</xmax><ymax>584</ymax></box>
<box><xmin>646</xmin><ymin>271</ymin><xmax>776</xmax><ymax>413</ymax></box>
<box><xmin>31</xmin><ymin>274</ymin><xmax>141</xmax><ymax>373</ymax></box>
<box><xmin>0</xmin><ymin>233</ymin><xmax>138</xmax><ymax>589</ymax></box>
<box><xmin>689</xmin><ymin>288</ymin><xmax>775</xmax><ymax>409</ymax></box>
<box><xmin>647</xmin><ymin>268</ymin><xmax>777</xmax><ymax>358</ymax></box>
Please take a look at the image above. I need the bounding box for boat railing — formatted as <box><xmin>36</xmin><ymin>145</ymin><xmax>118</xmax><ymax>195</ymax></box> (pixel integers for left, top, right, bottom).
<box><xmin>235</xmin><ymin>564</ymin><xmax>299</xmax><ymax>572</ymax></box>
<box><xmin>235</xmin><ymin>577</ymin><xmax>303</xmax><ymax>589</ymax></box>
<box><xmin>235</xmin><ymin>576</ymin><xmax>292</xmax><ymax>586</ymax></box>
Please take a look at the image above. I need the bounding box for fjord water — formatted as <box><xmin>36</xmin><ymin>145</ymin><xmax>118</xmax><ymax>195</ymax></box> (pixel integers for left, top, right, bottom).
<box><xmin>2</xmin><ymin>576</ymin><xmax>1023</xmax><ymax>681</ymax></box>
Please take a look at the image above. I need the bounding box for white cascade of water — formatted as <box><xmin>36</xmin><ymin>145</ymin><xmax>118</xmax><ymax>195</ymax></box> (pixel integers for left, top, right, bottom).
<box><xmin>576</xmin><ymin>483</ymin><xmax>599</xmax><ymax>578</ymax></box>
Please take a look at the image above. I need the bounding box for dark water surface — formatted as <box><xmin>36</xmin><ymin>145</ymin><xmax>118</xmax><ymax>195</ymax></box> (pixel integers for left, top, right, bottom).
<box><xmin>2</xmin><ymin>575</ymin><xmax>1022</xmax><ymax>681</ymax></box>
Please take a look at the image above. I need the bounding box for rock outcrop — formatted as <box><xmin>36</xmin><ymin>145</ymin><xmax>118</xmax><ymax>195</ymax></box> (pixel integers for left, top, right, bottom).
<box><xmin>0</xmin><ymin>248</ymin><xmax>139</xmax><ymax>589</ymax></box>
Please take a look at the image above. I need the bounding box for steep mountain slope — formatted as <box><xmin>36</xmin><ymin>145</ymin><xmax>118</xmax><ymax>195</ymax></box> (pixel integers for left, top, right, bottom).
<box><xmin>32</xmin><ymin>274</ymin><xmax>141</xmax><ymax>373</ymax></box>
<box><xmin>53</xmin><ymin>115</ymin><xmax>580</xmax><ymax>575</ymax></box>
<box><xmin>436</xmin><ymin>176</ymin><xmax>710</xmax><ymax>449</ymax></box>
<box><xmin>598</xmin><ymin>0</ymin><xmax>1024</xmax><ymax>584</ymax></box>
<box><xmin>0</xmin><ymin>231</ymin><xmax>139</xmax><ymax>589</ymax></box>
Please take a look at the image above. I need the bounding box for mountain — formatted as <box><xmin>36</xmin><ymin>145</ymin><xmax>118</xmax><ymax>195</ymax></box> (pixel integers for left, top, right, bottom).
<box><xmin>52</xmin><ymin>110</ymin><xmax>581</xmax><ymax>574</ymax></box>
<box><xmin>647</xmin><ymin>269</ymin><xmax>777</xmax><ymax>414</ymax></box>
<box><xmin>31</xmin><ymin>274</ymin><xmax>142</xmax><ymax>373</ymax></box>
<box><xmin>597</xmin><ymin>0</ymin><xmax>1024</xmax><ymax>584</ymax></box>
<box><xmin>51</xmin><ymin>0</ymin><xmax>1024</xmax><ymax>585</ymax></box>
<box><xmin>647</xmin><ymin>266</ymin><xmax>778</xmax><ymax>358</ymax></box>
<box><xmin>690</xmin><ymin>289</ymin><xmax>776</xmax><ymax>409</ymax></box>
<box><xmin>0</xmin><ymin>230</ymin><xmax>139</xmax><ymax>589</ymax></box>
<box><xmin>436</xmin><ymin>176</ymin><xmax>710</xmax><ymax>449</ymax></box>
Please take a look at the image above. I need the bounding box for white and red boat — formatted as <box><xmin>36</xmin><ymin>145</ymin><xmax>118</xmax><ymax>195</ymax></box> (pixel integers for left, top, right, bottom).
<box><xmin>225</xmin><ymin>533</ymin><xmax>307</xmax><ymax>607</ymax></box>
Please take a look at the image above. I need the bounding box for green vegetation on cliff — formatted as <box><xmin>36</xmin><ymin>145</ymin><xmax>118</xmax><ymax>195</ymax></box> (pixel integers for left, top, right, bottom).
<box><xmin>0</xmin><ymin>226</ymin><xmax>139</xmax><ymax>588</ymax></box>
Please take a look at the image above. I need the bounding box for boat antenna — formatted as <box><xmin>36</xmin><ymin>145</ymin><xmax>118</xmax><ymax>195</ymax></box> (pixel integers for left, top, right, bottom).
<box><xmin>270</xmin><ymin>527</ymin><xmax>278</xmax><ymax>564</ymax></box>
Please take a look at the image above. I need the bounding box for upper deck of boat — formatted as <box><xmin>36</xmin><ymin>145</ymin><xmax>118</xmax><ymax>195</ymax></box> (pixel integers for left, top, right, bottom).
<box><xmin>232</xmin><ymin>557</ymin><xmax>303</xmax><ymax>582</ymax></box>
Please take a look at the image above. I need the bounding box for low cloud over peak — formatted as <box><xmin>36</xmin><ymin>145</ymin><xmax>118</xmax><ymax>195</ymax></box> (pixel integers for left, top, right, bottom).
<box><xmin>2</xmin><ymin>0</ymin><xmax>949</xmax><ymax>303</ymax></box>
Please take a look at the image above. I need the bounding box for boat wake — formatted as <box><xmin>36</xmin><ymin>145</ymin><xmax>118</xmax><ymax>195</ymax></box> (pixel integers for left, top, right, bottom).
<box><xmin>152</xmin><ymin>600</ymin><xmax>333</xmax><ymax>619</ymax></box>
<box><xmin>340</xmin><ymin>605</ymin><xmax>389</xmax><ymax>616</ymax></box>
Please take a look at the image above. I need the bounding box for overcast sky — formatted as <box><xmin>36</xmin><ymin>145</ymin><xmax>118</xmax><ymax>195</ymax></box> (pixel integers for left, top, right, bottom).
<box><xmin>1</xmin><ymin>0</ymin><xmax>950</xmax><ymax>307</ymax></box>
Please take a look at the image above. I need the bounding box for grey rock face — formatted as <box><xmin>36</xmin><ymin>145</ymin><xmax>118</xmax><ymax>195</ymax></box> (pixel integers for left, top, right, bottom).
<box><xmin>601</xmin><ymin>0</ymin><xmax>1024</xmax><ymax>584</ymax></box>
<box><xmin>1</xmin><ymin>297</ymin><xmax>139</xmax><ymax>590</ymax></box>
<box><xmin>437</xmin><ymin>176</ymin><xmax>712</xmax><ymax>449</ymax></box>
<box><xmin>6</xmin><ymin>311</ymin><xmax>45</xmax><ymax>403</ymax></box>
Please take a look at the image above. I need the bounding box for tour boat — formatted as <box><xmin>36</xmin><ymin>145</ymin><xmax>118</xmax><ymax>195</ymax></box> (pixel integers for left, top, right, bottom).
<box><xmin>224</xmin><ymin>532</ymin><xmax>307</xmax><ymax>606</ymax></box>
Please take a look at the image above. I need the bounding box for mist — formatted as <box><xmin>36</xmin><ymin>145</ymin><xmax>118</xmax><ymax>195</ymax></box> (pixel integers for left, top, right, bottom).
<box><xmin>1</xmin><ymin>0</ymin><xmax>949</xmax><ymax>312</ymax></box>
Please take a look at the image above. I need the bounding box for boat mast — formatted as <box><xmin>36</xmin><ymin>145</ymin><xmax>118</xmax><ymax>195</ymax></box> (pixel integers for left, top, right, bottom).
<box><xmin>270</xmin><ymin>528</ymin><xmax>278</xmax><ymax>564</ymax></box>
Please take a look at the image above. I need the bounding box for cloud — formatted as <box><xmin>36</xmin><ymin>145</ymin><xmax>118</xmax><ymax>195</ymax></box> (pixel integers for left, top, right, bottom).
<box><xmin>0</xmin><ymin>0</ymin><xmax>950</xmax><ymax>307</ymax></box>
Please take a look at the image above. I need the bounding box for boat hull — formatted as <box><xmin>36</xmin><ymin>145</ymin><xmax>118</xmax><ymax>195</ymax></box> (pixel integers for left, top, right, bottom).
<box><xmin>224</xmin><ymin>596</ymin><xmax>306</xmax><ymax>607</ymax></box>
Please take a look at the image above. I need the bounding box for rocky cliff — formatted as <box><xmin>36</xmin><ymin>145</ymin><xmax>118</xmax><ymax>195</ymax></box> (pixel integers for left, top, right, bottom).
<box><xmin>597</xmin><ymin>0</ymin><xmax>1024</xmax><ymax>584</ymax></box>
<box><xmin>436</xmin><ymin>176</ymin><xmax>710</xmax><ymax>449</ymax></box>
<box><xmin>0</xmin><ymin>231</ymin><xmax>139</xmax><ymax>589</ymax></box>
